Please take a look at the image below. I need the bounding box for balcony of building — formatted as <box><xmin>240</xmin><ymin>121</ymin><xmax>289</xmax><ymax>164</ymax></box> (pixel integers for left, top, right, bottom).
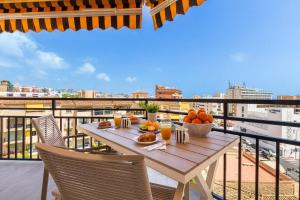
<box><xmin>0</xmin><ymin>97</ymin><xmax>299</xmax><ymax>200</ymax></box>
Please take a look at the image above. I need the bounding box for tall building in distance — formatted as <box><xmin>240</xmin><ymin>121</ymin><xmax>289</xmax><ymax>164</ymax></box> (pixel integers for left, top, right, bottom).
<box><xmin>155</xmin><ymin>84</ymin><xmax>182</xmax><ymax>99</ymax></box>
<box><xmin>226</xmin><ymin>83</ymin><xmax>273</xmax><ymax>100</ymax></box>
<box><xmin>155</xmin><ymin>85</ymin><xmax>182</xmax><ymax>120</ymax></box>
<box><xmin>226</xmin><ymin>83</ymin><xmax>273</xmax><ymax>116</ymax></box>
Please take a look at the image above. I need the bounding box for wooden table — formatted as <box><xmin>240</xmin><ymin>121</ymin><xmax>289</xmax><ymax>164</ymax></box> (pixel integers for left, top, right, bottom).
<box><xmin>77</xmin><ymin>123</ymin><xmax>239</xmax><ymax>200</ymax></box>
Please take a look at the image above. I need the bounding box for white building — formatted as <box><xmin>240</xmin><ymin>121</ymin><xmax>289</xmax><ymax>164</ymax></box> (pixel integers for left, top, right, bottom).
<box><xmin>0</xmin><ymin>91</ymin><xmax>48</xmax><ymax>97</ymax></box>
<box><xmin>192</xmin><ymin>93</ymin><xmax>225</xmax><ymax>115</ymax></box>
<box><xmin>236</xmin><ymin>105</ymin><xmax>300</xmax><ymax>159</ymax></box>
<box><xmin>226</xmin><ymin>83</ymin><xmax>273</xmax><ymax>116</ymax></box>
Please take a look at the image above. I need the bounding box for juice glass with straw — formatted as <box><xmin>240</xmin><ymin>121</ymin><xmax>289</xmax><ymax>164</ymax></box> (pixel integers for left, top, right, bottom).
<box><xmin>160</xmin><ymin>121</ymin><xmax>172</xmax><ymax>144</ymax></box>
<box><xmin>114</xmin><ymin>113</ymin><xmax>122</xmax><ymax>129</ymax></box>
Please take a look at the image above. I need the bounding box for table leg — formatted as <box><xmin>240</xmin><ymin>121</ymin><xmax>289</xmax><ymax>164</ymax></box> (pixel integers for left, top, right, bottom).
<box><xmin>194</xmin><ymin>160</ymin><xmax>219</xmax><ymax>200</ymax></box>
<box><xmin>206</xmin><ymin>159</ymin><xmax>219</xmax><ymax>190</ymax></box>
<box><xmin>183</xmin><ymin>182</ymin><xmax>189</xmax><ymax>200</ymax></box>
<box><xmin>173</xmin><ymin>183</ymin><xmax>185</xmax><ymax>200</ymax></box>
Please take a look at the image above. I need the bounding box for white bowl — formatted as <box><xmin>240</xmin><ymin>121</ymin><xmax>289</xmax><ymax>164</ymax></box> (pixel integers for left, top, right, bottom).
<box><xmin>183</xmin><ymin>122</ymin><xmax>212</xmax><ymax>137</ymax></box>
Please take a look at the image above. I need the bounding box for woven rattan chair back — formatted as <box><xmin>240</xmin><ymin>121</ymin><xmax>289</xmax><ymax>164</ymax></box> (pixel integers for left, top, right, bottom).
<box><xmin>32</xmin><ymin>115</ymin><xmax>65</xmax><ymax>148</ymax></box>
<box><xmin>36</xmin><ymin>143</ymin><xmax>153</xmax><ymax>200</ymax></box>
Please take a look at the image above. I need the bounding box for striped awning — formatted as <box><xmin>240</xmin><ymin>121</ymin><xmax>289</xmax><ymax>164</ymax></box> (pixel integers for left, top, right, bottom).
<box><xmin>0</xmin><ymin>0</ymin><xmax>143</xmax><ymax>32</ymax></box>
<box><xmin>147</xmin><ymin>0</ymin><xmax>205</xmax><ymax>29</ymax></box>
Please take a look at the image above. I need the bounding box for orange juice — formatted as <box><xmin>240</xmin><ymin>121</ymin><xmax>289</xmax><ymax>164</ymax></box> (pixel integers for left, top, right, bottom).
<box><xmin>114</xmin><ymin>117</ymin><xmax>121</xmax><ymax>128</ymax></box>
<box><xmin>114</xmin><ymin>113</ymin><xmax>122</xmax><ymax>128</ymax></box>
<box><xmin>161</xmin><ymin>127</ymin><xmax>172</xmax><ymax>140</ymax></box>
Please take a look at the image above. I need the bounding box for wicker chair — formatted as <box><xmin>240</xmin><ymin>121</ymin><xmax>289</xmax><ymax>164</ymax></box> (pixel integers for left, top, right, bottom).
<box><xmin>32</xmin><ymin>115</ymin><xmax>113</xmax><ymax>200</ymax></box>
<box><xmin>36</xmin><ymin>143</ymin><xmax>176</xmax><ymax>200</ymax></box>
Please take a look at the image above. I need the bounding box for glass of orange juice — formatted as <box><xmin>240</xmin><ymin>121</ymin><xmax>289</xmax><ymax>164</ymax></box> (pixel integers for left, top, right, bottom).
<box><xmin>114</xmin><ymin>113</ymin><xmax>122</xmax><ymax>129</ymax></box>
<box><xmin>160</xmin><ymin>121</ymin><xmax>172</xmax><ymax>144</ymax></box>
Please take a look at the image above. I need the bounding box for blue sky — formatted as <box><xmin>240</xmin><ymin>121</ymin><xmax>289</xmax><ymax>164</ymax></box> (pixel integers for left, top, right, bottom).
<box><xmin>0</xmin><ymin>0</ymin><xmax>299</xmax><ymax>97</ymax></box>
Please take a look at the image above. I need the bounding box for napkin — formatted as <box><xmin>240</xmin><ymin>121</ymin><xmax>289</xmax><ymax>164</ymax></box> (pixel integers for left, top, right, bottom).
<box><xmin>142</xmin><ymin>143</ymin><xmax>164</xmax><ymax>151</ymax></box>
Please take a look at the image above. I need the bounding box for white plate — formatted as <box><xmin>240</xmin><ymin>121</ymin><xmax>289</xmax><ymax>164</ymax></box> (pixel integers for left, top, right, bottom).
<box><xmin>133</xmin><ymin>136</ymin><xmax>159</xmax><ymax>145</ymax></box>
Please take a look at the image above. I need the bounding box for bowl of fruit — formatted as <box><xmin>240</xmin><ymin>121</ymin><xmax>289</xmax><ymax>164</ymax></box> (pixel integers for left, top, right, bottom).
<box><xmin>183</xmin><ymin>109</ymin><xmax>214</xmax><ymax>137</ymax></box>
<box><xmin>139</xmin><ymin>120</ymin><xmax>160</xmax><ymax>134</ymax></box>
<box><xmin>129</xmin><ymin>116</ymin><xmax>140</xmax><ymax>124</ymax></box>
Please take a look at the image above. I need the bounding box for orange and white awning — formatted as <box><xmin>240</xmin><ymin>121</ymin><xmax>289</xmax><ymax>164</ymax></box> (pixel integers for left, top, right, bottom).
<box><xmin>146</xmin><ymin>0</ymin><xmax>205</xmax><ymax>29</ymax></box>
<box><xmin>0</xmin><ymin>0</ymin><xmax>143</xmax><ymax>32</ymax></box>
<box><xmin>0</xmin><ymin>0</ymin><xmax>206</xmax><ymax>32</ymax></box>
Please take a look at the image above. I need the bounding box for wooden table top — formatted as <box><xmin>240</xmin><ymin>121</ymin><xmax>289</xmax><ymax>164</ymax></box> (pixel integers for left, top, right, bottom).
<box><xmin>77</xmin><ymin>123</ymin><xmax>239</xmax><ymax>183</ymax></box>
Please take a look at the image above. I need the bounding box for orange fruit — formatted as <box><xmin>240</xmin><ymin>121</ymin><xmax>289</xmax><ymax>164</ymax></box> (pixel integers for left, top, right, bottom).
<box><xmin>188</xmin><ymin>110</ymin><xmax>197</xmax><ymax>120</ymax></box>
<box><xmin>183</xmin><ymin>116</ymin><xmax>192</xmax><ymax>123</ymax></box>
<box><xmin>207</xmin><ymin>114</ymin><xmax>214</xmax><ymax>123</ymax></box>
<box><xmin>153</xmin><ymin>122</ymin><xmax>160</xmax><ymax>130</ymax></box>
<box><xmin>145</xmin><ymin>121</ymin><xmax>153</xmax><ymax>126</ymax></box>
<box><xmin>192</xmin><ymin>118</ymin><xmax>202</xmax><ymax>124</ymax></box>
<box><xmin>148</xmin><ymin>126</ymin><xmax>156</xmax><ymax>131</ymax></box>
<box><xmin>203</xmin><ymin>120</ymin><xmax>210</xmax><ymax>124</ymax></box>
<box><xmin>198</xmin><ymin>112</ymin><xmax>208</xmax><ymax>121</ymax></box>
<box><xmin>197</xmin><ymin>108</ymin><xmax>206</xmax><ymax>114</ymax></box>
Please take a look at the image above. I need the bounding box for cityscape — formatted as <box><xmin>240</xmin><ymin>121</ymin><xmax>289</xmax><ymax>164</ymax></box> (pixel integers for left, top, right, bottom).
<box><xmin>0</xmin><ymin>79</ymin><xmax>299</xmax><ymax>199</ymax></box>
<box><xmin>0</xmin><ymin>0</ymin><xmax>299</xmax><ymax>199</ymax></box>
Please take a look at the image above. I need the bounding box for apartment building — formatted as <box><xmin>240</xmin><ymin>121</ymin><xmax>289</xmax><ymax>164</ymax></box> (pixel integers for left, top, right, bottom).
<box><xmin>192</xmin><ymin>93</ymin><xmax>225</xmax><ymax>115</ymax></box>
<box><xmin>155</xmin><ymin>84</ymin><xmax>182</xmax><ymax>99</ymax></box>
<box><xmin>236</xmin><ymin>105</ymin><xmax>300</xmax><ymax>159</ymax></box>
<box><xmin>226</xmin><ymin>83</ymin><xmax>273</xmax><ymax>116</ymax></box>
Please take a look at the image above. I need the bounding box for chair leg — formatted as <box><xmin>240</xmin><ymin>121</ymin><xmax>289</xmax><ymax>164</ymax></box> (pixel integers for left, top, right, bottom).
<box><xmin>41</xmin><ymin>168</ymin><xmax>49</xmax><ymax>200</ymax></box>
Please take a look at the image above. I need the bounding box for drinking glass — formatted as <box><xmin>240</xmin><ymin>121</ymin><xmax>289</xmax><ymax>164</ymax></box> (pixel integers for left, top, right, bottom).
<box><xmin>114</xmin><ymin>113</ymin><xmax>122</xmax><ymax>129</ymax></box>
<box><xmin>160</xmin><ymin>121</ymin><xmax>172</xmax><ymax>144</ymax></box>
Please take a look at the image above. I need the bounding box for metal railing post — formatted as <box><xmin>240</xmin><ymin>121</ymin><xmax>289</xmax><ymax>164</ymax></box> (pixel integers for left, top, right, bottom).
<box><xmin>255</xmin><ymin>139</ymin><xmax>260</xmax><ymax>200</ymax></box>
<box><xmin>145</xmin><ymin>100</ymin><xmax>148</xmax><ymax>120</ymax></box>
<box><xmin>238</xmin><ymin>136</ymin><xmax>242</xmax><ymax>200</ymax></box>
<box><xmin>0</xmin><ymin>117</ymin><xmax>2</xmax><ymax>160</ymax></box>
<box><xmin>275</xmin><ymin>142</ymin><xmax>280</xmax><ymax>200</ymax></box>
<box><xmin>52</xmin><ymin>99</ymin><xmax>56</xmax><ymax>116</ymax></box>
<box><xmin>223</xmin><ymin>102</ymin><xmax>228</xmax><ymax>199</ymax></box>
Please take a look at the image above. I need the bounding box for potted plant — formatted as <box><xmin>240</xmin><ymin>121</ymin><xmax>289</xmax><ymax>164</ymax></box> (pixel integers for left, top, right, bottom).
<box><xmin>139</xmin><ymin>102</ymin><xmax>160</xmax><ymax>122</ymax></box>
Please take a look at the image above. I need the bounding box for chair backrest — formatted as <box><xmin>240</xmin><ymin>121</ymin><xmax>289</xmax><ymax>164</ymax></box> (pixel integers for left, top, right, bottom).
<box><xmin>32</xmin><ymin>115</ymin><xmax>65</xmax><ymax>147</ymax></box>
<box><xmin>36</xmin><ymin>144</ymin><xmax>153</xmax><ymax>200</ymax></box>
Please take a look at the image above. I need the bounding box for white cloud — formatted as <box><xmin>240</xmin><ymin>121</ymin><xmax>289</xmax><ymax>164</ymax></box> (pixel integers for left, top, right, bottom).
<box><xmin>97</xmin><ymin>73</ymin><xmax>111</xmax><ymax>82</ymax></box>
<box><xmin>125</xmin><ymin>76</ymin><xmax>137</xmax><ymax>82</ymax></box>
<box><xmin>0</xmin><ymin>32</ymin><xmax>37</xmax><ymax>57</ymax></box>
<box><xmin>0</xmin><ymin>32</ymin><xmax>67</xmax><ymax>75</ymax></box>
<box><xmin>230</xmin><ymin>52</ymin><xmax>248</xmax><ymax>63</ymax></box>
<box><xmin>36</xmin><ymin>51</ymin><xmax>66</xmax><ymax>69</ymax></box>
<box><xmin>77</xmin><ymin>62</ymin><xmax>96</xmax><ymax>74</ymax></box>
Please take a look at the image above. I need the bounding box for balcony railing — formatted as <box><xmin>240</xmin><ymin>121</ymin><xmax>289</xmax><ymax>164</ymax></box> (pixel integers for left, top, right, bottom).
<box><xmin>0</xmin><ymin>97</ymin><xmax>299</xmax><ymax>200</ymax></box>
